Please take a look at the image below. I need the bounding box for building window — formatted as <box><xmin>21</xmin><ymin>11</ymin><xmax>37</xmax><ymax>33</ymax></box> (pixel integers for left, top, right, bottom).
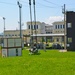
<box><xmin>63</xmin><ymin>25</ymin><xmax>64</xmax><ymax>28</ymax></box>
<box><xmin>68</xmin><ymin>23</ymin><xmax>72</xmax><ymax>28</ymax></box>
<box><xmin>68</xmin><ymin>37</ymin><xmax>72</xmax><ymax>43</ymax></box>
<box><xmin>37</xmin><ymin>25</ymin><xmax>38</xmax><ymax>29</ymax></box>
<box><xmin>34</xmin><ymin>25</ymin><xmax>36</xmax><ymax>29</ymax></box>
<box><xmin>46</xmin><ymin>32</ymin><xmax>50</xmax><ymax>34</ymax></box>
<box><xmin>28</xmin><ymin>25</ymin><xmax>30</xmax><ymax>29</ymax></box>
<box><xmin>55</xmin><ymin>25</ymin><xmax>57</xmax><ymax>29</ymax></box>
<box><xmin>57</xmin><ymin>38</ymin><xmax>59</xmax><ymax>42</ymax></box>
<box><xmin>58</xmin><ymin>25</ymin><xmax>59</xmax><ymax>29</ymax></box>
<box><xmin>31</xmin><ymin>25</ymin><xmax>33</xmax><ymax>29</ymax></box>
<box><xmin>60</xmin><ymin>25</ymin><xmax>62</xmax><ymax>29</ymax></box>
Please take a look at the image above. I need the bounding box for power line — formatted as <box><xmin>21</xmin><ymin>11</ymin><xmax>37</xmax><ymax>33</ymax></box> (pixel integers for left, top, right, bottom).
<box><xmin>20</xmin><ymin>0</ymin><xmax>28</xmax><ymax>4</ymax></box>
<box><xmin>0</xmin><ymin>1</ymin><xmax>28</xmax><ymax>7</ymax></box>
<box><xmin>37</xmin><ymin>2</ymin><xmax>61</xmax><ymax>8</ymax></box>
<box><xmin>0</xmin><ymin>1</ymin><xmax>17</xmax><ymax>6</ymax></box>
<box><xmin>43</xmin><ymin>0</ymin><xmax>61</xmax><ymax>7</ymax></box>
<box><xmin>15</xmin><ymin>0</ymin><xmax>28</xmax><ymax>3</ymax></box>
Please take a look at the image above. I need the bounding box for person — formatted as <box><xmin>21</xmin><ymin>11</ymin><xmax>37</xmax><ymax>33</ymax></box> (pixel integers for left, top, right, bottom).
<box><xmin>29</xmin><ymin>44</ymin><xmax>38</xmax><ymax>54</ymax></box>
<box><xmin>33</xmin><ymin>44</ymin><xmax>37</xmax><ymax>52</ymax></box>
<box><xmin>43</xmin><ymin>42</ymin><xmax>46</xmax><ymax>52</ymax></box>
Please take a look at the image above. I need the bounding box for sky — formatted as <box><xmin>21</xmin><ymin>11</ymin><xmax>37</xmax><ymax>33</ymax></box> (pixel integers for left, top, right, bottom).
<box><xmin>0</xmin><ymin>0</ymin><xmax>75</xmax><ymax>33</ymax></box>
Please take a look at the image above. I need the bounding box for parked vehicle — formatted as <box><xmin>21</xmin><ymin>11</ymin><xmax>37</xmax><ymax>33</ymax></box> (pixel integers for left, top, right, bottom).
<box><xmin>52</xmin><ymin>43</ymin><xmax>63</xmax><ymax>49</ymax></box>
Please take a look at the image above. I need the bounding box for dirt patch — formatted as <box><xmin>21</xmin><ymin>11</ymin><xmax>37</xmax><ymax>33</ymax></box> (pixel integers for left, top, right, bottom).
<box><xmin>59</xmin><ymin>49</ymin><xmax>67</xmax><ymax>52</ymax></box>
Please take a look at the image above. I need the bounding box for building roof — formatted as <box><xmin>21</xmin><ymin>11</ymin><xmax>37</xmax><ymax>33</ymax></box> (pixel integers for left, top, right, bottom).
<box><xmin>52</xmin><ymin>21</ymin><xmax>64</xmax><ymax>24</ymax></box>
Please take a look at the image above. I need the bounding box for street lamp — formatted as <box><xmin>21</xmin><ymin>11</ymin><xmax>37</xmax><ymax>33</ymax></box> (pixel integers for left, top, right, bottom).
<box><xmin>3</xmin><ymin>17</ymin><xmax>5</xmax><ymax>34</ymax></box>
<box><xmin>62</xmin><ymin>4</ymin><xmax>66</xmax><ymax>50</ymax></box>
<box><xmin>33</xmin><ymin>0</ymin><xmax>37</xmax><ymax>45</ymax></box>
<box><xmin>17</xmin><ymin>1</ymin><xmax>22</xmax><ymax>38</ymax></box>
<box><xmin>18</xmin><ymin>21</ymin><xmax>24</xmax><ymax>37</ymax></box>
<box><xmin>29</xmin><ymin>0</ymin><xmax>33</xmax><ymax>47</ymax></box>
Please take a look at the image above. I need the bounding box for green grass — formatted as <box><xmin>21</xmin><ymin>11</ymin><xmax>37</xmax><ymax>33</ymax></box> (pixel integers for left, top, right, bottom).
<box><xmin>0</xmin><ymin>50</ymin><xmax>75</xmax><ymax>75</ymax></box>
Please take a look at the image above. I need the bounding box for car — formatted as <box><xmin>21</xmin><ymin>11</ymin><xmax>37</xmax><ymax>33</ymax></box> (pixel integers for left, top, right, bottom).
<box><xmin>52</xmin><ymin>43</ymin><xmax>62</xmax><ymax>49</ymax></box>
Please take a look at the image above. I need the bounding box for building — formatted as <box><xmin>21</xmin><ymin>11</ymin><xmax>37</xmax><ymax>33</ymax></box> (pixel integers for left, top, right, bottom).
<box><xmin>45</xmin><ymin>25</ymin><xmax>53</xmax><ymax>34</ymax></box>
<box><xmin>27</xmin><ymin>21</ymin><xmax>46</xmax><ymax>34</ymax></box>
<box><xmin>4</xmin><ymin>21</ymin><xmax>46</xmax><ymax>43</ymax></box>
<box><xmin>52</xmin><ymin>21</ymin><xmax>64</xmax><ymax>43</ymax></box>
<box><xmin>26</xmin><ymin>21</ymin><xmax>46</xmax><ymax>42</ymax></box>
<box><xmin>4</xmin><ymin>21</ymin><xmax>66</xmax><ymax>44</ymax></box>
<box><xmin>4</xmin><ymin>30</ymin><xmax>27</xmax><ymax>37</ymax></box>
<box><xmin>45</xmin><ymin>25</ymin><xmax>53</xmax><ymax>42</ymax></box>
<box><xmin>66</xmin><ymin>11</ymin><xmax>75</xmax><ymax>51</ymax></box>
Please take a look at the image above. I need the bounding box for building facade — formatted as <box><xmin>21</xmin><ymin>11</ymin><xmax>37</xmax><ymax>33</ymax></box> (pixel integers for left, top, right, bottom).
<box><xmin>66</xmin><ymin>11</ymin><xmax>75</xmax><ymax>51</ymax></box>
<box><xmin>4</xmin><ymin>21</ymin><xmax>46</xmax><ymax>43</ymax></box>
<box><xmin>27</xmin><ymin>21</ymin><xmax>46</xmax><ymax>34</ymax></box>
<box><xmin>3</xmin><ymin>21</ymin><xmax>65</xmax><ymax>44</ymax></box>
<box><xmin>45</xmin><ymin>25</ymin><xmax>53</xmax><ymax>42</ymax></box>
<box><xmin>52</xmin><ymin>21</ymin><xmax>64</xmax><ymax>43</ymax></box>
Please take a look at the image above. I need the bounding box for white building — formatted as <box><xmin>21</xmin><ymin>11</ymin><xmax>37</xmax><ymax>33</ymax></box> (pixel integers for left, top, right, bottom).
<box><xmin>45</xmin><ymin>25</ymin><xmax>53</xmax><ymax>34</ymax></box>
<box><xmin>27</xmin><ymin>21</ymin><xmax>46</xmax><ymax>34</ymax></box>
<box><xmin>52</xmin><ymin>21</ymin><xmax>64</xmax><ymax>42</ymax></box>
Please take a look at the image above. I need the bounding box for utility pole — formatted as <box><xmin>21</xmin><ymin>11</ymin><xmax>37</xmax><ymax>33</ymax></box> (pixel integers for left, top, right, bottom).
<box><xmin>29</xmin><ymin>0</ymin><xmax>33</xmax><ymax>47</ymax></box>
<box><xmin>62</xmin><ymin>4</ymin><xmax>66</xmax><ymax>50</ymax></box>
<box><xmin>33</xmin><ymin>0</ymin><xmax>37</xmax><ymax>45</ymax></box>
<box><xmin>17</xmin><ymin>1</ymin><xmax>22</xmax><ymax>38</ymax></box>
<box><xmin>3</xmin><ymin>17</ymin><xmax>5</xmax><ymax>35</ymax></box>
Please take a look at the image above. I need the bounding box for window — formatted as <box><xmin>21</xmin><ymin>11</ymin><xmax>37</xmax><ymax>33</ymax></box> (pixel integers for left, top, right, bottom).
<box><xmin>55</xmin><ymin>25</ymin><xmax>57</xmax><ymax>29</ymax></box>
<box><xmin>34</xmin><ymin>25</ymin><xmax>36</xmax><ymax>29</ymax></box>
<box><xmin>68</xmin><ymin>38</ymin><xmax>72</xmax><ymax>43</ymax></box>
<box><xmin>12</xmin><ymin>34</ymin><xmax>14</xmax><ymax>36</ymax></box>
<box><xmin>60</xmin><ymin>25</ymin><xmax>62</xmax><ymax>29</ymax></box>
<box><xmin>57</xmin><ymin>38</ymin><xmax>59</xmax><ymax>42</ymax></box>
<box><xmin>31</xmin><ymin>25</ymin><xmax>33</xmax><ymax>29</ymax></box>
<box><xmin>68</xmin><ymin>23</ymin><xmax>72</xmax><ymax>28</ymax></box>
<box><xmin>28</xmin><ymin>25</ymin><xmax>30</xmax><ymax>29</ymax></box>
<box><xmin>63</xmin><ymin>25</ymin><xmax>64</xmax><ymax>28</ymax></box>
<box><xmin>37</xmin><ymin>25</ymin><xmax>38</xmax><ymax>29</ymax></box>
<box><xmin>46</xmin><ymin>32</ymin><xmax>50</xmax><ymax>34</ymax></box>
<box><xmin>58</xmin><ymin>25</ymin><xmax>59</xmax><ymax>29</ymax></box>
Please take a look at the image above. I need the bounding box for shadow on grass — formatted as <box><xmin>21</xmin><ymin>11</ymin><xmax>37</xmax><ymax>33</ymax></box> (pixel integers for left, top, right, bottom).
<box><xmin>29</xmin><ymin>52</ymin><xmax>41</xmax><ymax>55</ymax></box>
<box><xmin>34</xmin><ymin>52</ymin><xmax>41</xmax><ymax>55</ymax></box>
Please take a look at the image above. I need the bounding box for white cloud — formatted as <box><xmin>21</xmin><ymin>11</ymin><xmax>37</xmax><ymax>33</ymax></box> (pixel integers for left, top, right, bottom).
<box><xmin>0</xmin><ymin>16</ymin><xmax>2</xmax><ymax>20</ymax></box>
<box><xmin>45</xmin><ymin>16</ymin><xmax>64</xmax><ymax>25</ymax></box>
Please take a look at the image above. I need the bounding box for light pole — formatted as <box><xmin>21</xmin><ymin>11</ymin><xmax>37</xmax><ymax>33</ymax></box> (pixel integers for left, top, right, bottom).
<box><xmin>29</xmin><ymin>0</ymin><xmax>33</xmax><ymax>47</ymax></box>
<box><xmin>18</xmin><ymin>21</ymin><xmax>24</xmax><ymax>37</ymax></box>
<box><xmin>3</xmin><ymin>17</ymin><xmax>5</xmax><ymax>35</ymax></box>
<box><xmin>62</xmin><ymin>4</ymin><xmax>66</xmax><ymax>50</ymax></box>
<box><xmin>17</xmin><ymin>1</ymin><xmax>22</xmax><ymax>38</ymax></box>
<box><xmin>33</xmin><ymin>0</ymin><xmax>37</xmax><ymax>45</ymax></box>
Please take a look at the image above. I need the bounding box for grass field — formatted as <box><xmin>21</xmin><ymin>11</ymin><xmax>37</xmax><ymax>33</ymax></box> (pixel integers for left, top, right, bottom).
<box><xmin>0</xmin><ymin>49</ymin><xmax>75</xmax><ymax>75</ymax></box>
